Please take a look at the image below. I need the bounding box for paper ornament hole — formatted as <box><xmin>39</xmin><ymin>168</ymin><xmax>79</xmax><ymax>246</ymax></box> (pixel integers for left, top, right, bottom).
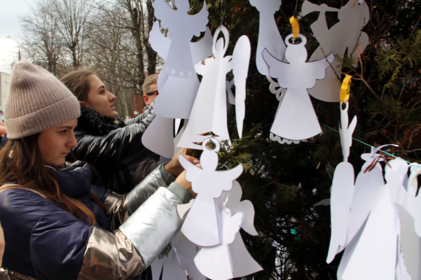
<box><xmin>288</xmin><ymin>37</ymin><xmax>303</xmax><ymax>45</ymax></box>
<box><xmin>205</xmin><ymin>139</ymin><xmax>216</xmax><ymax>150</ymax></box>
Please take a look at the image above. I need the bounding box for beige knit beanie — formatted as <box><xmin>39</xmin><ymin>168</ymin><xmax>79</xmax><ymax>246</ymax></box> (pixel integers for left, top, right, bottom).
<box><xmin>4</xmin><ymin>60</ymin><xmax>80</xmax><ymax>139</ymax></box>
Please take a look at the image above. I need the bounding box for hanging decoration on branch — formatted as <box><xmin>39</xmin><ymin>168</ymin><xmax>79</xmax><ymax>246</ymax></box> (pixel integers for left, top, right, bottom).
<box><xmin>177</xmin><ymin>25</ymin><xmax>251</xmax><ymax>149</ymax></box>
<box><xmin>142</xmin><ymin>0</ymin><xmax>213</xmax><ymax>158</ymax></box>
<box><xmin>263</xmin><ymin>31</ymin><xmax>334</xmax><ymax>141</ymax></box>
<box><xmin>151</xmin><ymin>232</ymin><xmax>205</xmax><ymax>280</ymax></box>
<box><xmin>151</xmin><ymin>0</ymin><xmax>211</xmax><ymax>119</ymax></box>
<box><xmin>302</xmin><ymin>0</ymin><xmax>370</xmax><ymax>102</ymax></box>
<box><xmin>177</xmin><ymin>139</ymin><xmax>262</xmax><ymax>279</ymax></box>
<box><xmin>249</xmin><ymin>0</ymin><xmax>285</xmax><ymax>75</ymax></box>
<box><xmin>326</xmin><ymin>77</ymin><xmax>357</xmax><ymax>263</ymax></box>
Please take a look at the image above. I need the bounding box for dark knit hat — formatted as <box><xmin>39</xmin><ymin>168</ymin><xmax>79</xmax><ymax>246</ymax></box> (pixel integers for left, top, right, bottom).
<box><xmin>4</xmin><ymin>60</ymin><xmax>80</xmax><ymax>139</ymax></box>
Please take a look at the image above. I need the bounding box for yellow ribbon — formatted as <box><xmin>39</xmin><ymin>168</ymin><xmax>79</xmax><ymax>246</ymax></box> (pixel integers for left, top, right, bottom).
<box><xmin>290</xmin><ymin>16</ymin><xmax>299</xmax><ymax>38</ymax></box>
<box><xmin>340</xmin><ymin>75</ymin><xmax>352</xmax><ymax>103</ymax></box>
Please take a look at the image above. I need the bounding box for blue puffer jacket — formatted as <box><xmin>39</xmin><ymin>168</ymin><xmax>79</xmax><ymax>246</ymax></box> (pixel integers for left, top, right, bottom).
<box><xmin>0</xmin><ymin>162</ymin><xmax>110</xmax><ymax>279</ymax></box>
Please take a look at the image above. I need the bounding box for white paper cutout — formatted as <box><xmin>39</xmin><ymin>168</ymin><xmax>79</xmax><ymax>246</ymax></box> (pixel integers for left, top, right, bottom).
<box><xmin>194</xmin><ymin>208</ymin><xmax>244</xmax><ymax>280</ymax></box>
<box><xmin>263</xmin><ymin>34</ymin><xmax>334</xmax><ymax>140</ymax></box>
<box><xmin>396</xmin><ymin>204</ymin><xmax>421</xmax><ymax>280</ymax></box>
<box><xmin>177</xmin><ymin>26</ymin><xmax>251</xmax><ymax>149</ymax></box>
<box><xmin>179</xmin><ymin>138</ymin><xmax>243</xmax><ymax>246</ymax></box>
<box><xmin>151</xmin><ymin>232</ymin><xmax>205</xmax><ymax>280</ymax></box>
<box><xmin>249</xmin><ymin>0</ymin><xmax>286</xmax><ymax>75</ymax></box>
<box><xmin>177</xmin><ymin>198</ymin><xmax>195</xmax><ymax>219</ymax></box>
<box><xmin>232</xmin><ymin>36</ymin><xmax>251</xmax><ymax>138</ymax></box>
<box><xmin>195</xmin><ymin>181</ymin><xmax>263</xmax><ymax>279</ymax></box>
<box><xmin>326</xmin><ymin>102</ymin><xmax>356</xmax><ymax>263</ymax></box>
<box><xmin>142</xmin><ymin>115</ymin><xmax>175</xmax><ymax>158</ymax></box>
<box><xmin>150</xmin><ymin>0</ymin><xmax>212</xmax><ymax>119</ymax></box>
<box><xmin>302</xmin><ymin>0</ymin><xmax>370</xmax><ymax>102</ymax></box>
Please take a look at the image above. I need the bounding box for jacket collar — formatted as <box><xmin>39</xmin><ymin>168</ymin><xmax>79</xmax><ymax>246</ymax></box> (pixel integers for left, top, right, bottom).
<box><xmin>77</xmin><ymin>107</ymin><xmax>126</xmax><ymax>135</ymax></box>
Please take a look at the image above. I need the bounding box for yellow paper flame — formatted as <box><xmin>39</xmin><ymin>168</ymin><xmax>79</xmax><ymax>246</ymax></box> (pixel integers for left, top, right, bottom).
<box><xmin>340</xmin><ymin>75</ymin><xmax>352</xmax><ymax>103</ymax></box>
<box><xmin>290</xmin><ymin>16</ymin><xmax>300</xmax><ymax>38</ymax></box>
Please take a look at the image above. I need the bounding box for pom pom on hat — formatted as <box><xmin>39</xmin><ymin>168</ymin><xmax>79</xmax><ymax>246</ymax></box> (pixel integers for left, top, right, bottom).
<box><xmin>4</xmin><ymin>60</ymin><xmax>80</xmax><ymax>139</ymax></box>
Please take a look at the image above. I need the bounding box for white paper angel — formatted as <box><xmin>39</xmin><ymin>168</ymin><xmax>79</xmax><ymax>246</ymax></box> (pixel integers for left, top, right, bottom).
<box><xmin>262</xmin><ymin>33</ymin><xmax>334</xmax><ymax>141</ymax></box>
<box><xmin>326</xmin><ymin>102</ymin><xmax>357</xmax><ymax>263</ymax></box>
<box><xmin>302</xmin><ymin>0</ymin><xmax>370</xmax><ymax>102</ymax></box>
<box><xmin>337</xmin><ymin>151</ymin><xmax>407</xmax><ymax>280</ymax></box>
<box><xmin>151</xmin><ymin>232</ymin><xmax>205</xmax><ymax>280</ymax></box>
<box><xmin>249</xmin><ymin>0</ymin><xmax>286</xmax><ymax>75</ymax></box>
<box><xmin>177</xmin><ymin>25</ymin><xmax>251</xmax><ymax>149</ymax></box>
<box><xmin>178</xmin><ymin>138</ymin><xmax>243</xmax><ymax>247</ymax></box>
<box><xmin>151</xmin><ymin>0</ymin><xmax>210</xmax><ymax>119</ymax></box>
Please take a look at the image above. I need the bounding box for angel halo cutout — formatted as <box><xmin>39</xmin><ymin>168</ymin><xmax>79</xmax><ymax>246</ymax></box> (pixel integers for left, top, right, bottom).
<box><xmin>178</xmin><ymin>138</ymin><xmax>243</xmax><ymax>247</ymax></box>
<box><xmin>263</xmin><ymin>33</ymin><xmax>334</xmax><ymax>141</ymax></box>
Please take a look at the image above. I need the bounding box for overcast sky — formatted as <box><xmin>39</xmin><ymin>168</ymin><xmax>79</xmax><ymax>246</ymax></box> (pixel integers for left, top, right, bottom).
<box><xmin>0</xmin><ymin>0</ymin><xmax>31</xmax><ymax>74</ymax></box>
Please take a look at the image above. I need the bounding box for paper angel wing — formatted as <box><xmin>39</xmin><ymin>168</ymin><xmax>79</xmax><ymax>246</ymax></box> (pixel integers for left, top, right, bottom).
<box><xmin>188</xmin><ymin>1</ymin><xmax>209</xmax><ymax>37</ymax></box>
<box><xmin>152</xmin><ymin>0</ymin><xmax>175</xmax><ymax>27</ymax></box>
<box><xmin>262</xmin><ymin>48</ymin><xmax>290</xmax><ymax>88</ymax></box>
<box><xmin>217</xmin><ymin>164</ymin><xmax>244</xmax><ymax>191</ymax></box>
<box><xmin>232</xmin><ymin>35</ymin><xmax>251</xmax><ymax>138</ymax></box>
<box><xmin>305</xmin><ymin>53</ymin><xmax>335</xmax><ymax>80</ymax></box>
<box><xmin>223</xmin><ymin>211</ymin><xmax>244</xmax><ymax>245</ymax></box>
<box><xmin>178</xmin><ymin>154</ymin><xmax>201</xmax><ymax>183</ymax></box>
<box><xmin>150</xmin><ymin>22</ymin><xmax>212</xmax><ymax>64</ymax></box>
<box><xmin>149</xmin><ymin>21</ymin><xmax>170</xmax><ymax>60</ymax></box>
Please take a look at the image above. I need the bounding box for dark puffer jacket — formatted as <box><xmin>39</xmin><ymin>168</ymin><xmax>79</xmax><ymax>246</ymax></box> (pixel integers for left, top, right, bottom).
<box><xmin>72</xmin><ymin>106</ymin><xmax>155</xmax><ymax>194</ymax></box>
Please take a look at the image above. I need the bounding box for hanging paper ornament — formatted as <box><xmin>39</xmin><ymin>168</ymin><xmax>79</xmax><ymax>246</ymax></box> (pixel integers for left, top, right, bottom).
<box><xmin>302</xmin><ymin>0</ymin><xmax>370</xmax><ymax>102</ymax></box>
<box><xmin>151</xmin><ymin>232</ymin><xmax>205</xmax><ymax>280</ymax></box>
<box><xmin>151</xmin><ymin>0</ymin><xmax>211</xmax><ymax>119</ymax></box>
<box><xmin>262</xmin><ymin>33</ymin><xmax>334</xmax><ymax>141</ymax></box>
<box><xmin>177</xmin><ymin>25</ymin><xmax>251</xmax><ymax>149</ymax></box>
<box><xmin>249</xmin><ymin>0</ymin><xmax>286</xmax><ymax>75</ymax></box>
<box><xmin>326</xmin><ymin>98</ymin><xmax>357</xmax><ymax>263</ymax></box>
<box><xmin>178</xmin><ymin>138</ymin><xmax>243</xmax><ymax>246</ymax></box>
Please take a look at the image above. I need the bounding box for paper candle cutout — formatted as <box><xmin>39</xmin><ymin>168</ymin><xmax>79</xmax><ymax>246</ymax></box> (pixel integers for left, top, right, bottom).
<box><xmin>326</xmin><ymin>102</ymin><xmax>357</xmax><ymax>263</ymax></box>
<box><xmin>302</xmin><ymin>0</ymin><xmax>370</xmax><ymax>102</ymax></box>
<box><xmin>179</xmin><ymin>138</ymin><xmax>243</xmax><ymax>246</ymax></box>
<box><xmin>151</xmin><ymin>0</ymin><xmax>210</xmax><ymax>119</ymax></box>
<box><xmin>151</xmin><ymin>232</ymin><xmax>205</xmax><ymax>280</ymax></box>
<box><xmin>177</xmin><ymin>26</ymin><xmax>251</xmax><ymax>149</ymax></box>
<box><xmin>263</xmin><ymin>34</ymin><xmax>334</xmax><ymax>141</ymax></box>
<box><xmin>249</xmin><ymin>0</ymin><xmax>285</xmax><ymax>75</ymax></box>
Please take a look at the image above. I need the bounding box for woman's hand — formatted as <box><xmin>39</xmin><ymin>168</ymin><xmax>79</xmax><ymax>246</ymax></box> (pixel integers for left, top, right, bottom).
<box><xmin>0</xmin><ymin>222</ymin><xmax>5</xmax><ymax>267</ymax></box>
<box><xmin>175</xmin><ymin>170</ymin><xmax>197</xmax><ymax>198</ymax></box>
<box><xmin>165</xmin><ymin>148</ymin><xmax>199</xmax><ymax>177</ymax></box>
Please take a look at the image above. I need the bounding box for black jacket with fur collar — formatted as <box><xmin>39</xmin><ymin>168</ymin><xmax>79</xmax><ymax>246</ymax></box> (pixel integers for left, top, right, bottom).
<box><xmin>72</xmin><ymin>106</ymin><xmax>156</xmax><ymax>194</ymax></box>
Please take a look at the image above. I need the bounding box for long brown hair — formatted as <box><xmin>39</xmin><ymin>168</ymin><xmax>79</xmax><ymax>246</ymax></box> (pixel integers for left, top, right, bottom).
<box><xmin>60</xmin><ymin>68</ymin><xmax>96</xmax><ymax>102</ymax></box>
<box><xmin>0</xmin><ymin>134</ymin><xmax>97</xmax><ymax>225</ymax></box>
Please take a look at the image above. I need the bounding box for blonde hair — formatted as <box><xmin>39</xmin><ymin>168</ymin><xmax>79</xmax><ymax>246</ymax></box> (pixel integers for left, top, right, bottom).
<box><xmin>142</xmin><ymin>74</ymin><xmax>159</xmax><ymax>95</ymax></box>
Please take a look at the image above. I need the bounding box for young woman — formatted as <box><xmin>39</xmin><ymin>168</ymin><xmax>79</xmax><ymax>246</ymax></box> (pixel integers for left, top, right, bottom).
<box><xmin>61</xmin><ymin>69</ymin><xmax>176</xmax><ymax>194</ymax></box>
<box><xmin>0</xmin><ymin>60</ymin><xmax>195</xmax><ymax>279</ymax></box>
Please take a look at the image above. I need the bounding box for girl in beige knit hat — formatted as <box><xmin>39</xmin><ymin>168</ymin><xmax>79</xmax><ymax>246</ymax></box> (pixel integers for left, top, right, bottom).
<box><xmin>0</xmin><ymin>60</ymin><xmax>196</xmax><ymax>279</ymax></box>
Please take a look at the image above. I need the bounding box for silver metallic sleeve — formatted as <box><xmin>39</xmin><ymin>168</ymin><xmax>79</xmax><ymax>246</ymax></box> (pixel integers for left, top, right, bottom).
<box><xmin>119</xmin><ymin>187</ymin><xmax>182</xmax><ymax>267</ymax></box>
<box><xmin>125</xmin><ymin>164</ymin><xmax>170</xmax><ymax>215</ymax></box>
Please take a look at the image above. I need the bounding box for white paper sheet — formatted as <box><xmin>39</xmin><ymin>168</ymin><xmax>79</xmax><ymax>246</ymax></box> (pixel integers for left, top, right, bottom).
<box><xmin>141</xmin><ymin>115</ymin><xmax>175</xmax><ymax>158</ymax></box>
<box><xmin>396</xmin><ymin>204</ymin><xmax>421</xmax><ymax>280</ymax></box>
<box><xmin>249</xmin><ymin>0</ymin><xmax>285</xmax><ymax>75</ymax></box>
<box><xmin>302</xmin><ymin>0</ymin><xmax>370</xmax><ymax>102</ymax></box>
<box><xmin>179</xmin><ymin>138</ymin><xmax>243</xmax><ymax>246</ymax></box>
<box><xmin>263</xmin><ymin>34</ymin><xmax>334</xmax><ymax>140</ymax></box>
<box><xmin>232</xmin><ymin>35</ymin><xmax>251</xmax><ymax>138</ymax></box>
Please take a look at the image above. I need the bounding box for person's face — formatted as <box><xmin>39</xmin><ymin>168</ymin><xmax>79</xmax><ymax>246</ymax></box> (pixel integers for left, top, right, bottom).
<box><xmin>143</xmin><ymin>83</ymin><xmax>158</xmax><ymax>107</ymax></box>
<box><xmin>38</xmin><ymin>119</ymin><xmax>78</xmax><ymax>168</ymax></box>
<box><xmin>81</xmin><ymin>75</ymin><xmax>118</xmax><ymax>118</ymax></box>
